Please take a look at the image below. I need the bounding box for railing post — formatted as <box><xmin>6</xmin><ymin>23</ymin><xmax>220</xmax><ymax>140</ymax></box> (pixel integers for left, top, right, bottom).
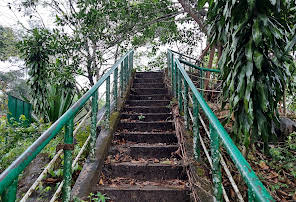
<box><xmin>171</xmin><ymin>53</ymin><xmax>174</xmax><ymax>87</ymax></box>
<box><xmin>106</xmin><ymin>76</ymin><xmax>111</xmax><ymax>121</ymax></box>
<box><xmin>167</xmin><ymin>52</ymin><xmax>170</xmax><ymax>78</ymax></box>
<box><xmin>177</xmin><ymin>70</ymin><xmax>183</xmax><ymax>113</ymax></box>
<box><xmin>200</xmin><ymin>70</ymin><xmax>204</xmax><ymax>97</ymax></box>
<box><xmin>128</xmin><ymin>54</ymin><xmax>131</xmax><ymax>78</ymax></box>
<box><xmin>120</xmin><ymin>61</ymin><xmax>124</xmax><ymax>97</ymax></box>
<box><xmin>62</xmin><ymin>117</ymin><xmax>74</xmax><ymax>202</ymax></box>
<box><xmin>131</xmin><ymin>52</ymin><xmax>134</xmax><ymax>70</ymax></box>
<box><xmin>184</xmin><ymin>80</ymin><xmax>189</xmax><ymax>129</ymax></box>
<box><xmin>1</xmin><ymin>178</ymin><xmax>18</xmax><ymax>202</ymax></box>
<box><xmin>90</xmin><ymin>90</ymin><xmax>98</xmax><ymax>159</ymax></box>
<box><xmin>248</xmin><ymin>187</ymin><xmax>255</xmax><ymax>202</ymax></box>
<box><xmin>210</xmin><ymin>123</ymin><xmax>222</xmax><ymax>202</ymax></box>
<box><xmin>193</xmin><ymin>95</ymin><xmax>200</xmax><ymax>160</ymax></box>
<box><xmin>174</xmin><ymin>62</ymin><xmax>177</xmax><ymax>97</ymax></box>
<box><xmin>123</xmin><ymin>58</ymin><xmax>127</xmax><ymax>89</ymax></box>
<box><xmin>113</xmin><ymin>68</ymin><xmax>118</xmax><ymax>111</ymax></box>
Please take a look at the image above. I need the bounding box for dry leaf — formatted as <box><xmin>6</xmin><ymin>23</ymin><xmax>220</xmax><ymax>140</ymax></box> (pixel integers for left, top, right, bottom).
<box><xmin>259</xmin><ymin>161</ymin><xmax>269</xmax><ymax>170</ymax></box>
<box><xmin>130</xmin><ymin>180</ymin><xmax>135</xmax><ymax>185</ymax></box>
<box><xmin>99</xmin><ymin>178</ymin><xmax>104</xmax><ymax>185</ymax></box>
<box><xmin>161</xmin><ymin>160</ymin><xmax>172</xmax><ymax>165</ymax></box>
<box><xmin>45</xmin><ymin>178</ymin><xmax>58</xmax><ymax>183</ymax></box>
<box><xmin>292</xmin><ymin>191</ymin><xmax>296</xmax><ymax>201</ymax></box>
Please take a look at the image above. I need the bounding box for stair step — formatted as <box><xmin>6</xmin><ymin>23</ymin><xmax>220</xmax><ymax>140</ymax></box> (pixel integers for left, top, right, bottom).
<box><xmin>129</xmin><ymin>144</ymin><xmax>178</xmax><ymax>158</ymax></box>
<box><xmin>119</xmin><ymin>121</ymin><xmax>174</xmax><ymax>132</ymax></box>
<box><xmin>128</xmin><ymin>94</ymin><xmax>171</xmax><ymax>100</ymax></box>
<box><xmin>134</xmin><ymin>78</ymin><xmax>164</xmax><ymax>83</ymax></box>
<box><xmin>103</xmin><ymin>162</ymin><xmax>186</xmax><ymax>180</ymax></box>
<box><xmin>123</xmin><ymin>106</ymin><xmax>171</xmax><ymax>113</ymax></box>
<box><xmin>126</xmin><ymin>100</ymin><xmax>170</xmax><ymax>107</ymax></box>
<box><xmin>121</xmin><ymin>113</ymin><xmax>172</xmax><ymax>122</ymax></box>
<box><xmin>133</xmin><ymin>83</ymin><xmax>165</xmax><ymax>89</ymax></box>
<box><xmin>111</xmin><ymin>144</ymin><xmax>179</xmax><ymax>159</ymax></box>
<box><xmin>131</xmin><ymin>88</ymin><xmax>168</xmax><ymax>95</ymax></box>
<box><xmin>94</xmin><ymin>184</ymin><xmax>190</xmax><ymax>202</ymax></box>
<box><xmin>114</xmin><ymin>132</ymin><xmax>177</xmax><ymax>144</ymax></box>
<box><xmin>135</xmin><ymin>72</ymin><xmax>163</xmax><ymax>78</ymax></box>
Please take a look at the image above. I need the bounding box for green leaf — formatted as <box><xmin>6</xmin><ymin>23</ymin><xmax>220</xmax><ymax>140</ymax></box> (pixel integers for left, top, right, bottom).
<box><xmin>248</xmin><ymin>0</ymin><xmax>255</xmax><ymax>10</ymax></box>
<box><xmin>252</xmin><ymin>19</ymin><xmax>262</xmax><ymax>46</ymax></box>
<box><xmin>197</xmin><ymin>0</ymin><xmax>208</xmax><ymax>9</ymax></box>
<box><xmin>253</xmin><ymin>50</ymin><xmax>263</xmax><ymax>71</ymax></box>
<box><xmin>245</xmin><ymin>40</ymin><xmax>253</xmax><ymax>62</ymax></box>
<box><xmin>245</xmin><ymin>61</ymin><xmax>253</xmax><ymax>79</ymax></box>
<box><xmin>256</xmin><ymin>82</ymin><xmax>269</xmax><ymax>112</ymax></box>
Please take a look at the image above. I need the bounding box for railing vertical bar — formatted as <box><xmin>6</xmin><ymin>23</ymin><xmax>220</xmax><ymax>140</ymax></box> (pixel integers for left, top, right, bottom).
<box><xmin>174</xmin><ymin>61</ymin><xmax>177</xmax><ymax>96</ymax></box>
<box><xmin>120</xmin><ymin>61</ymin><xmax>124</xmax><ymax>97</ymax></box>
<box><xmin>193</xmin><ymin>95</ymin><xmax>200</xmax><ymax>160</ymax></box>
<box><xmin>184</xmin><ymin>80</ymin><xmax>189</xmax><ymax>129</ymax></box>
<box><xmin>62</xmin><ymin>117</ymin><xmax>74</xmax><ymax>202</ymax></box>
<box><xmin>210</xmin><ymin>123</ymin><xmax>222</xmax><ymax>202</ymax></box>
<box><xmin>128</xmin><ymin>54</ymin><xmax>132</xmax><ymax>78</ymax></box>
<box><xmin>177</xmin><ymin>70</ymin><xmax>183</xmax><ymax>113</ymax></box>
<box><xmin>106</xmin><ymin>76</ymin><xmax>111</xmax><ymax>121</ymax></box>
<box><xmin>131</xmin><ymin>52</ymin><xmax>134</xmax><ymax>70</ymax></box>
<box><xmin>200</xmin><ymin>70</ymin><xmax>204</xmax><ymax>97</ymax></box>
<box><xmin>90</xmin><ymin>90</ymin><xmax>98</xmax><ymax>158</ymax></box>
<box><xmin>167</xmin><ymin>52</ymin><xmax>170</xmax><ymax>78</ymax></box>
<box><xmin>125</xmin><ymin>58</ymin><xmax>128</xmax><ymax>87</ymax></box>
<box><xmin>1</xmin><ymin>178</ymin><xmax>18</xmax><ymax>202</ymax></box>
<box><xmin>123</xmin><ymin>59</ymin><xmax>126</xmax><ymax>93</ymax></box>
<box><xmin>113</xmin><ymin>68</ymin><xmax>118</xmax><ymax>111</ymax></box>
<box><xmin>171</xmin><ymin>53</ymin><xmax>174</xmax><ymax>86</ymax></box>
<box><xmin>248</xmin><ymin>188</ymin><xmax>255</xmax><ymax>202</ymax></box>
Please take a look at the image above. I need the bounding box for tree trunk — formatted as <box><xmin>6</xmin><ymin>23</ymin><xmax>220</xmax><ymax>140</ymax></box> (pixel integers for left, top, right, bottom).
<box><xmin>217</xmin><ymin>44</ymin><xmax>222</xmax><ymax>61</ymax></box>
<box><xmin>283</xmin><ymin>85</ymin><xmax>287</xmax><ymax>116</ymax></box>
<box><xmin>177</xmin><ymin>0</ymin><xmax>206</xmax><ymax>33</ymax></box>
<box><xmin>204</xmin><ymin>46</ymin><xmax>216</xmax><ymax>91</ymax></box>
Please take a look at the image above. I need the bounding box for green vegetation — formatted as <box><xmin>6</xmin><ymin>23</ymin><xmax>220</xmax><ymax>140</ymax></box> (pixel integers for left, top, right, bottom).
<box><xmin>197</xmin><ymin>0</ymin><xmax>296</xmax><ymax>153</ymax></box>
<box><xmin>0</xmin><ymin>115</ymin><xmax>51</xmax><ymax>172</ymax></box>
<box><xmin>0</xmin><ymin>26</ymin><xmax>18</xmax><ymax>61</ymax></box>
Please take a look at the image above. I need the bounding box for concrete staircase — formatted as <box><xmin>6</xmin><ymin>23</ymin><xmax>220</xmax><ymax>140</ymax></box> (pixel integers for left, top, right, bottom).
<box><xmin>93</xmin><ymin>72</ymin><xmax>190</xmax><ymax>201</ymax></box>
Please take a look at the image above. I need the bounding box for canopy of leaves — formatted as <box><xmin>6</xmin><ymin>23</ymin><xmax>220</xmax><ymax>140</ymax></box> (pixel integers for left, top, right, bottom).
<box><xmin>0</xmin><ymin>26</ymin><xmax>18</xmax><ymax>61</ymax></box>
<box><xmin>16</xmin><ymin>0</ymin><xmax>190</xmax><ymax>120</ymax></box>
<box><xmin>18</xmin><ymin>28</ymin><xmax>75</xmax><ymax>121</ymax></box>
<box><xmin>202</xmin><ymin>0</ymin><xmax>296</xmax><ymax>152</ymax></box>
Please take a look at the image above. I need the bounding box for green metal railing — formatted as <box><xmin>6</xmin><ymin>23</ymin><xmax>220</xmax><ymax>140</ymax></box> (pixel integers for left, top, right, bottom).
<box><xmin>167</xmin><ymin>49</ymin><xmax>274</xmax><ymax>202</ymax></box>
<box><xmin>168</xmin><ymin>49</ymin><xmax>222</xmax><ymax>100</ymax></box>
<box><xmin>0</xmin><ymin>49</ymin><xmax>134</xmax><ymax>202</ymax></box>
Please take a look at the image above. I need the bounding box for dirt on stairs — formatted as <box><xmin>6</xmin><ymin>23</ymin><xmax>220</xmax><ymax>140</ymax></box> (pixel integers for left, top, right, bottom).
<box><xmin>93</xmin><ymin>72</ymin><xmax>191</xmax><ymax>201</ymax></box>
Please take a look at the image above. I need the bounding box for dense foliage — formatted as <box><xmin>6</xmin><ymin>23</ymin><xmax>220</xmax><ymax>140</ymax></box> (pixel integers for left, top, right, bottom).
<box><xmin>199</xmin><ymin>0</ymin><xmax>296</xmax><ymax>153</ymax></box>
<box><xmin>18</xmin><ymin>28</ymin><xmax>76</xmax><ymax>122</ymax></box>
<box><xmin>0</xmin><ymin>26</ymin><xmax>18</xmax><ymax>61</ymax></box>
<box><xmin>15</xmin><ymin>0</ymin><xmax>184</xmax><ymax>121</ymax></box>
<box><xmin>0</xmin><ymin>116</ymin><xmax>51</xmax><ymax>172</ymax></box>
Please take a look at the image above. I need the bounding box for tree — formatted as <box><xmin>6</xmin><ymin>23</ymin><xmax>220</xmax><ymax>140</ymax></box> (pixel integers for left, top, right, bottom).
<box><xmin>15</xmin><ymin>0</ymin><xmax>185</xmax><ymax>121</ymax></box>
<box><xmin>0</xmin><ymin>70</ymin><xmax>29</xmax><ymax>114</ymax></box>
<box><xmin>0</xmin><ymin>26</ymin><xmax>18</xmax><ymax>61</ymax></box>
<box><xmin>198</xmin><ymin>0</ymin><xmax>296</xmax><ymax>154</ymax></box>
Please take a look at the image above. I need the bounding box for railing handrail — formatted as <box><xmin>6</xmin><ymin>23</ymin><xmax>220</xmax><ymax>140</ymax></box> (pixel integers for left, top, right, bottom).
<box><xmin>0</xmin><ymin>49</ymin><xmax>134</xmax><ymax>194</ymax></box>
<box><xmin>179</xmin><ymin>58</ymin><xmax>221</xmax><ymax>73</ymax></box>
<box><xmin>168</xmin><ymin>49</ymin><xmax>274</xmax><ymax>201</ymax></box>
<box><xmin>169</xmin><ymin>49</ymin><xmax>201</xmax><ymax>62</ymax></box>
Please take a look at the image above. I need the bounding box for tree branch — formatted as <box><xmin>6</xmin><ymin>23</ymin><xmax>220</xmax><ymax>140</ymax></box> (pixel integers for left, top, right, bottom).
<box><xmin>177</xmin><ymin>0</ymin><xmax>206</xmax><ymax>33</ymax></box>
